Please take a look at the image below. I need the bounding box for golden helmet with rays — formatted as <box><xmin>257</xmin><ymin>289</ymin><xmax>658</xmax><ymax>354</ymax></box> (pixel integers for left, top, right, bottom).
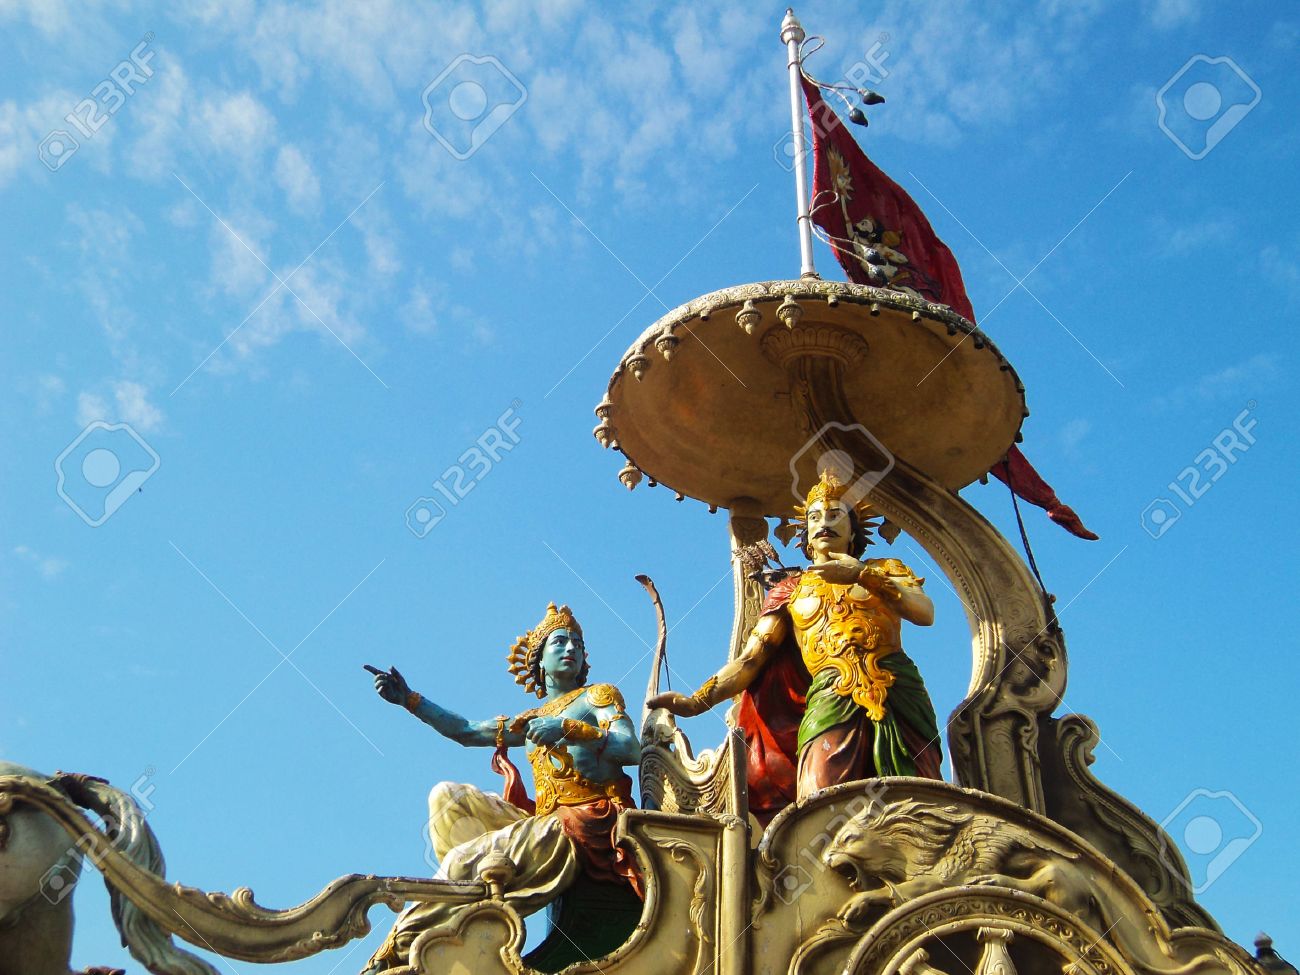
<box><xmin>506</xmin><ymin>603</ymin><xmax>584</xmax><ymax>698</ymax></box>
<box><xmin>793</xmin><ymin>468</ymin><xmax>877</xmax><ymax>521</ymax></box>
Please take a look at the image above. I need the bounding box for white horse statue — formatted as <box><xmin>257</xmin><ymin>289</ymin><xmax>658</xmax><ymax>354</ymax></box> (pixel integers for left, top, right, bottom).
<box><xmin>0</xmin><ymin>761</ymin><xmax>217</xmax><ymax>975</ymax></box>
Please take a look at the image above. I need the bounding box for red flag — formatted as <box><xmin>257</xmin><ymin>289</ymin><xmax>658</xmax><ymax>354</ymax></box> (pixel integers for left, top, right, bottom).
<box><xmin>801</xmin><ymin>76</ymin><xmax>974</xmax><ymax>320</ymax></box>
<box><xmin>801</xmin><ymin>76</ymin><xmax>1098</xmax><ymax>540</ymax></box>
<box><xmin>992</xmin><ymin>446</ymin><xmax>1099</xmax><ymax>541</ymax></box>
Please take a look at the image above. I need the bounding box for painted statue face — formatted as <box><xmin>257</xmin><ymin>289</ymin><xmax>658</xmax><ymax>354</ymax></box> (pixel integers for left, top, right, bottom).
<box><xmin>805</xmin><ymin>499</ymin><xmax>854</xmax><ymax>560</ymax></box>
<box><xmin>539</xmin><ymin>628</ymin><xmax>586</xmax><ymax>687</ymax></box>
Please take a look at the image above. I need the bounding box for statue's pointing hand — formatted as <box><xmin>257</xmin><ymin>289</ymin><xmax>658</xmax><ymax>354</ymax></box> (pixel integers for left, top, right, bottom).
<box><xmin>804</xmin><ymin>552</ymin><xmax>864</xmax><ymax>585</ymax></box>
<box><xmin>364</xmin><ymin>664</ymin><xmax>411</xmax><ymax>706</ymax></box>
<box><xmin>525</xmin><ymin>716</ymin><xmax>568</xmax><ymax>746</ymax></box>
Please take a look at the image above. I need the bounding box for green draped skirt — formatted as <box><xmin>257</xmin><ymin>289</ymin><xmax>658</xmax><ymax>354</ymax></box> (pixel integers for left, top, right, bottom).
<box><xmin>795</xmin><ymin>649</ymin><xmax>940</xmax><ymax>777</ymax></box>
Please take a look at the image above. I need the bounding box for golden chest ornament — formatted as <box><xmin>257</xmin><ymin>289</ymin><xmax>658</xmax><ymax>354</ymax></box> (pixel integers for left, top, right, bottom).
<box><xmin>527</xmin><ymin>745</ymin><xmax>627</xmax><ymax>816</ymax></box>
<box><xmin>510</xmin><ymin>685</ymin><xmax>629</xmax><ymax>817</ymax></box>
<box><xmin>788</xmin><ymin>571</ymin><xmax>902</xmax><ymax>721</ymax></box>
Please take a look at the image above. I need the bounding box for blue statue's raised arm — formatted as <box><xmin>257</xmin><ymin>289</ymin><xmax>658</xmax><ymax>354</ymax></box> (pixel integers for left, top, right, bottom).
<box><xmin>364</xmin><ymin>664</ymin><xmax>525</xmax><ymax>748</ymax></box>
<box><xmin>410</xmin><ymin>696</ymin><xmax>525</xmax><ymax>748</ymax></box>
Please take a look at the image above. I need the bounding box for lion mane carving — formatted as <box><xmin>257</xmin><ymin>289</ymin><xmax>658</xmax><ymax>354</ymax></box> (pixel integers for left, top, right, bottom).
<box><xmin>814</xmin><ymin>797</ymin><xmax>1241</xmax><ymax>975</ymax></box>
<box><xmin>823</xmin><ymin>798</ymin><xmax>1089</xmax><ymax>922</ymax></box>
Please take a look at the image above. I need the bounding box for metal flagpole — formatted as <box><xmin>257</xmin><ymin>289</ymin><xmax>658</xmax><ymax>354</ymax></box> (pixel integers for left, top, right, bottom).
<box><xmin>781</xmin><ymin>8</ymin><xmax>817</xmax><ymax>279</ymax></box>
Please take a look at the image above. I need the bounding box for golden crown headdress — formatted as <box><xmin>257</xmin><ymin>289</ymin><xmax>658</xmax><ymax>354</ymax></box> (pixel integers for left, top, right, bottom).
<box><xmin>792</xmin><ymin>469</ymin><xmax>876</xmax><ymax>521</ymax></box>
<box><xmin>507</xmin><ymin>603</ymin><xmax>584</xmax><ymax>698</ymax></box>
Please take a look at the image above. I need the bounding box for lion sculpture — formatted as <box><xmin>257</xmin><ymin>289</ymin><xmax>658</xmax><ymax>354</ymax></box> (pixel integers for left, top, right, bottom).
<box><xmin>820</xmin><ymin>797</ymin><xmax>1240</xmax><ymax>975</ymax></box>
<box><xmin>824</xmin><ymin>798</ymin><xmax>1088</xmax><ymax>919</ymax></box>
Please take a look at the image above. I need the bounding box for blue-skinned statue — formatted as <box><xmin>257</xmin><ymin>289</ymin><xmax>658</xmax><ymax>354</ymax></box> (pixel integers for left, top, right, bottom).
<box><xmin>362</xmin><ymin>603</ymin><xmax>641</xmax><ymax>973</ymax></box>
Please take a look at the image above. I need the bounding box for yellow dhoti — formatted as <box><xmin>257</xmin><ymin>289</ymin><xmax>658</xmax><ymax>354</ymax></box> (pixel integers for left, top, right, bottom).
<box><xmin>363</xmin><ymin>782</ymin><xmax>580</xmax><ymax>973</ymax></box>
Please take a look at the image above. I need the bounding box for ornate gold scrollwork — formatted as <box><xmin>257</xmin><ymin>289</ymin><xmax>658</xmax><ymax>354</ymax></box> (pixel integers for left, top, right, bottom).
<box><xmin>0</xmin><ymin>776</ymin><xmax>483</xmax><ymax>965</ymax></box>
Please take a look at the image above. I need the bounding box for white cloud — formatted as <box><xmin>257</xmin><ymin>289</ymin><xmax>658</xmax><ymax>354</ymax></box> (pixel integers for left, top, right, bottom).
<box><xmin>784</xmin><ymin>1</ymin><xmax>1116</xmax><ymax>150</ymax></box>
<box><xmin>8</xmin><ymin>2</ymin><xmax>1150</xmax><ymax>390</ymax></box>
<box><xmin>187</xmin><ymin>0</ymin><xmax>257</xmax><ymax>29</ymax></box>
<box><xmin>396</xmin><ymin>283</ymin><xmax>494</xmax><ymax>346</ymax></box>
<box><xmin>23</xmin><ymin>373</ymin><xmax>66</xmax><ymax>414</ymax></box>
<box><xmin>1159</xmin><ymin>217</ymin><xmax>1236</xmax><ymax>256</ymax></box>
<box><xmin>282</xmin><ymin>262</ymin><xmax>365</xmax><ymax>346</ymax></box>
<box><xmin>274</xmin><ymin>144</ymin><xmax>321</xmax><ymax>213</ymax></box>
<box><xmin>1260</xmin><ymin>245</ymin><xmax>1300</xmax><ymax>301</ymax></box>
<box><xmin>673</xmin><ymin>6</ymin><xmax>766</xmax><ymax>94</ymax></box>
<box><xmin>126</xmin><ymin>57</ymin><xmax>189</xmax><ymax>179</ymax></box>
<box><xmin>176</xmin><ymin>0</ymin><xmax>476</xmax><ymax>107</ymax></box>
<box><xmin>0</xmin><ymin>101</ymin><xmax>25</xmax><ymax>187</ymax></box>
<box><xmin>0</xmin><ymin>0</ymin><xmax>136</xmax><ymax>41</ymax></box>
<box><xmin>12</xmin><ymin>545</ymin><xmax>68</xmax><ymax>581</ymax></box>
<box><xmin>356</xmin><ymin>206</ymin><xmax>401</xmax><ymax>276</ymax></box>
<box><xmin>1149</xmin><ymin>354</ymin><xmax>1279</xmax><ymax>412</ymax></box>
<box><xmin>76</xmin><ymin>381</ymin><xmax>163</xmax><ymax>432</ymax></box>
<box><xmin>1191</xmin><ymin>355</ymin><xmax>1278</xmax><ymax>400</ymax></box>
<box><xmin>399</xmin><ymin>285</ymin><xmax>437</xmax><ymax>334</ymax></box>
<box><xmin>60</xmin><ymin>204</ymin><xmax>180</xmax><ymax>414</ymax></box>
<box><xmin>64</xmin><ymin>204</ymin><xmax>148</xmax><ymax>359</ymax></box>
<box><xmin>218</xmin><ymin>259</ymin><xmax>367</xmax><ymax>364</ymax></box>
<box><xmin>395</xmin><ymin>131</ymin><xmax>495</xmax><ymax>221</ymax></box>
<box><xmin>364</xmin><ymin>230</ymin><xmax>400</xmax><ymax>275</ymax></box>
<box><xmin>76</xmin><ymin>390</ymin><xmax>109</xmax><ymax>427</ymax></box>
<box><xmin>1269</xmin><ymin>20</ymin><xmax>1300</xmax><ymax>52</ymax></box>
<box><xmin>0</xmin><ymin>90</ymin><xmax>84</xmax><ymax>187</ymax></box>
<box><xmin>0</xmin><ymin>0</ymin><xmax>67</xmax><ymax>33</ymax></box>
<box><xmin>112</xmin><ymin>380</ymin><xmax>163</xmax><ymax>431</ymax></box>
<box><xmin>1148</xmin><ymin>0</ymin><xmax>1201</xmax><ymax>29</ymax></box>
<box><xmin>196</xmin><ymin>90</ymin><xmax>276</xmax><ymax>163</ymax></box>
<box><xmin>166</xmin><ymin>199</ymin><xmax>200</xmax><ymax>226</ymax></box>
<box><xmin>207</xmin><ymin>212</ymin><xmax>276</xmax><ymax>298</ymax></box>
<box><xmin>225</xmin><ymin>290</ymin><xmax>297</xmax><ymax>359</ymax></box>
<box><xmin>14</xmin><ymin>4</ymin><xmax>1120</xmax><ymax>206</ymax></box>
<box><xmin>66</xmin><ymin>202</ymin><xmax>143</xmax><ymax>266</ymax></box>
<box><xmin>1060</xmin><ymin>418</ymin><xmax>1091</xmax><ymax>452</ymax></box>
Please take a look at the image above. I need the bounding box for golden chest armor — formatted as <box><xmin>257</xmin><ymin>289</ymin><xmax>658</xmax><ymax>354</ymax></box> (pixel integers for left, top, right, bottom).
<box><xmin>528</xmin><ymin>744</ymin><xmax>627</xmax><ymax>816</ymax></box>
<box><xmin>509</xmin><ymin>685</ymin><xmax>630</xmax><ymax>816</ymax></box>
<box><xmin>788</xmin><ymin>571</ymin><xmax>902</xmax><ymax>720</ymax></box>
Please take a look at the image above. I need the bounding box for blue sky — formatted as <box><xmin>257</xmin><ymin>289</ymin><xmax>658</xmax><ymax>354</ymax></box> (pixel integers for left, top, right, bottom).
<box><xmin>1</xmin><ymin>1</ymin><xmax>1296</xmax><ymax>971</ymax></box>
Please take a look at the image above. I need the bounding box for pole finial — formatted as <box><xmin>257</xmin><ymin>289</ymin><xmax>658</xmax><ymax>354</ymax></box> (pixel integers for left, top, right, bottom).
<box><xmin>780</xmin><ymin>8</ymin><xmax>805</xmax><ymax>45</ymax></box>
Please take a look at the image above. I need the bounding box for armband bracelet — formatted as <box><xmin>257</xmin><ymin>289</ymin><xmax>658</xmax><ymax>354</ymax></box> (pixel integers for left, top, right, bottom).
<box><xmin>404</xmin><ymin>691</ymin><xmax>423</xmax><ymax>713</ymax></box>
<box><xmin>690</xmin><ymin>676</ymin><xmax>720</xmax><ymax>709</ymax></box>
<box><xmin>857</xmin><ymin>565</ymin><xmax>902</xmax><ymax>601</ymax></box>
<box><xmin>560</xmin><ymin>718</ymin><xmax>606</xmax><ymax>742</ymax></box>
<box><xmin>495</xmin><ymin>715</ymin><xmax>508</xmax><ymax>748</ymax></box>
